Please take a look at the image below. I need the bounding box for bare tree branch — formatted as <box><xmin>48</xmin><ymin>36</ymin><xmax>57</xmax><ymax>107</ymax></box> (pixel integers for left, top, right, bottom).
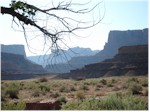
<box><xmin>1</xmin><ymin>0</ymin><xmax>105</xmax><ymax>66</ymax></box>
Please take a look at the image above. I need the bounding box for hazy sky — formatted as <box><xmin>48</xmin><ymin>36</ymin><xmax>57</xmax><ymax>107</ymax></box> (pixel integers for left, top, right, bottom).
<box><xmin>0</xmin><ymin>0</ymin><xmax>148</xmax><ymax>56</ymax></box>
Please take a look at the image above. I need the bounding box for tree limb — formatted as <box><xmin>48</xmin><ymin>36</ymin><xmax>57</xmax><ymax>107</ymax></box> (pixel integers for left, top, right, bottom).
<box><xmin>1</xmin><ymin>0</ymin><xmax>104</xmax><ymax>65</ymax></box>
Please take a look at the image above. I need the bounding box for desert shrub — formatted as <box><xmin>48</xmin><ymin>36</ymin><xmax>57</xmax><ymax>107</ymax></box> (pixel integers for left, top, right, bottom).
<box><xmin>127</xmin><ymin>77</ymin><xmax>139</xmax><ymax>83</ymax></box>
<box><xmin>128</xmin><ymin>82</ymin><xmax>142</xmax><ymax>95</ymax></box>
<box><xmin>51</xmin><ymin>82</ymin><xmax>59</xmax><ymax>88</ymax></box>
<box><xmin>73</xmin><ymin>77</ymin><xmax>85</xmax><ymax>81</ymax></box>
<box><xmin>19</xmin><ymin>82</ymin><xmax>25</xmax><ymax>90</ymax></box>
<box><xmin>142</xmin><ymin>80</ymin><xmax>148</xmax><ymax>87</ymax></box>
<box><xmin>1</xmin><ymin>84</ymin><xmax>7</xmax><ymax>100</ymax></box>
<box><xmin>38</xmin><ymin>77</ymin><xmax>48</xmax><ymax>82</ymax></box>
<box><xmin>107</xmin><ymin>83</ymin><xmax>113</xmax><ymax>87</ymax></box>
<box><xmin>59</xmin><ymin>86</ymin><xmax>68</xmax><ymax>92</ymax></box>
<box><xmin>143</xmin><ymin>89</ymin><xmax>148</xmax><ymax>96</ymax></box>
<box><xmin>1</xmin><ymin>90</ymin><xmax>7</xmax><ymax>101</ymax></box>
<box><xmin>79</xmin><ymin>85</ymin><xmax>89</xmax><ymax>91</ymax></box>
<box><xmin>99</xmin><ymin>94</ymin><xmax>148</xmax><ymax>110</ymax></box>
<box><xmin>62</xmin><ymin>100</ymin><xmax>81</xmax><ymax>110</ymax></box>
<box><xmin>83</xmin><ymin>81</ymin><xmax>90</xmax><ymax>86</ymax></box>
<box><xmin>75</xmin><ymin>91</ymin><xmax>85</xmax><ymax>100</ymax></box>
<box><xmin>112</xmin><ymin>86</ymin><xmax>120</xmax><ymax>91</ymax></box>
<box><xmin>89</xmin><ymin>80</ymin><xmax>98</xmax><ymax>85</ymax></box>
<box><xmin>32</xmin><ymin>89</ymin><xmax>41</xmax><ymax>97</ymax></box>
<box><xmin>111</xmin><ymin>79</ymin><xmax>117</xmax><ymax>83</ymax></box>
<box><xmin>39</xmin><ymin>83</ymin><xmax>50</xmax><ymax>92</ymax></box>
<box><xmin>100</xmin><ymin>79</ymin><xmax>107</xmax><ymax>85</ymax></box>
<box><xmin>96</xmin><ymin>84</ymin><xmax>103</xmax><ymax>88</ymax></box>
<box><xmin>51</xmin><ymin>92</ymin><xmax>60</xmax><ymax>98</ymax></box>
<box><xmin>69</xmin><ymin>85</ymin><xmax>76</xmax><ymax>91</ymax></box>
<box><xmin>25</xmin><ymin>82</ymin><xmax>38</xmax><ymax>90</ymax></box>
<box><xmin>62</xmin><ymin>94</ymin><xmax>148</xmax><ymax>110</ymax></box>
<box><xmin>121</xmin><ymin>82</ymin><xmax>129</xmax><ymax>89</ymax></box>
<box><xmin>34</xmin><ymin>80</ymin><xmax>40</xmax><ymax>83</ymax></box>
<box><xmin>73</xmin><ymin>82</ymin><xmax>78</xmax><ymax>86</ymax></box>
<box><xmin>5</xmin><ymin>84</ymin><xmax>19</xmax><ymax>99</ymax></box>
<box><xmin>95</xmin><ymin>84</ymin><xmax>102</xmax><ymax>91</ymax></box>
<box><xmin>57</xmin><ymin>96</ymin><xmax>67</xmax><ymax>103</ymax></box>
<box><xmin>1</xmin><ymin>100</ymin><xmax>26</xmax><ymax>110</ymax></box>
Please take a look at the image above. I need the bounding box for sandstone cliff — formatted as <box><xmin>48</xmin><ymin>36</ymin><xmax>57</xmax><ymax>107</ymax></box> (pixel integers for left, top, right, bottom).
<box><xmin>1</xmin><ymin>44</ymin><xmax>47</xmax><ymax>80</ymax></box>
<box><xmin>1</xmin><ymin>52</ymin><xmax>47</xmax><ymax>80</ymax></box>
<box><xmin>45</xmin><ymin>28</ymin><xmax>148</xmax><ymax>73</ymax></box>
<box><xmin>96</xmin><ymin>28</ymin><xmax>148</xmax><ymax>59</ymax></box>
<box><xmin>28</xmin><ymin>47</ymin><xmax>99</xmax><ymax>67</ymax></box>
<box><xmin>58</xmin><ymin>45</ymin><xmax>148</xmax><ymax>79</ymax></box>
<box><xmin>1</xmin><ymin>44</ymin><xmax>26</xmax><ymax>57</ymax></box>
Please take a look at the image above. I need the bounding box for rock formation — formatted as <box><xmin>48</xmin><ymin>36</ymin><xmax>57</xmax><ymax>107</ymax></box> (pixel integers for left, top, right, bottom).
<box><xmin>45</xmin><ymin>28</ymin><xmax>148</xmax><ymax>73</ymax></box>
<box><xmin>96</xmin><ymin>28</ymin><xmax>148</xmax><ymax>59</ymax></box>
<box><xmin>1</xmin><ymin>44</ymin><xmax>26</xmax><ymax>57</ymax></box>
<box><xmin>1</xmin><ymin>52</ymin><xmax>45</xmax><ymax>73</ymax></box>
<box><xmin>1</xmin><ymin>52</ymin><xmax>47</xmax><ymax>80</ymax></box>
<box><xmin>45</xmin><ymin>55</ymin><xmax>101</xmax><ymax>73</ymax></box>
<box><xmin>28</xmin><ymin>47</ymin><xmax>99</xmax><ymax>67</ymax></box>
<box><xmin>1</xmin><ymin>44</ymin><xmax>47</xmax><ymax>80</ymax></box>
<box><xmin>58</xmin><ymin>45</ymin><xmax>148</xmax><ymax>79</ymax></box>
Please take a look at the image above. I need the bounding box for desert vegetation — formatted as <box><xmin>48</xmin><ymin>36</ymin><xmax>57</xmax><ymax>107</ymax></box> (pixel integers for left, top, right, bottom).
<box><xmin>1</xmin><ymin>76</ymin><xmax>148</xmax><ymax>110</ymax></box>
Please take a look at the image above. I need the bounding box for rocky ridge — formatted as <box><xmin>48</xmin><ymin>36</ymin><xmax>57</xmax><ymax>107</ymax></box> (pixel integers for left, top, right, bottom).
<box><xmin>1</xmin><ymin>45</ymin><xmax>47</xmax><ymax>80</ymax></box>
<box><xmin>1</xmin><ymin>44</ymin><xmax>26</xmax><ymax>56</ymax></box>
<box><xmin>28</xmin><ymin>47</ymin><xmax>99</xmax><ymax>67</ymax></box>
<box><xmin>45</xmin><ymin>28</ymin><xmax>148</xmax><ymax>73</ymax></box>
<box><xmin>58</xmin><ymin>45</ymin><xmax>148</xmax><ymax>79</ymax></box>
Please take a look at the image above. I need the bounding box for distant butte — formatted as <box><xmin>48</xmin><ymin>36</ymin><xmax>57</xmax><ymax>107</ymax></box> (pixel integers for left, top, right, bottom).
<box><xmin>58</xmin><ymin>45</ymin><xmax>148</xmax><ymax>79</ymax></box>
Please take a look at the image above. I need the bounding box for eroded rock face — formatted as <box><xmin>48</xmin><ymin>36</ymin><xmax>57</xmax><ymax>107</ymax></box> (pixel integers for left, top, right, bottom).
<box><xmin>1</xmin><ymin>52</ymin><xmax>46</xmax><ymax>80</ymax></box>
<box><xmin>96</xmin><ymin>28</ymin><xmax>148</xmax><ymax>60</ymax></box>
<box><xmin>45</xmin><ymin>28</ymin><xmax>148</xmax><ymax>73</ymax></box>
<box><xmin>1</xmin><ymin>44</ymin><xmax>47</xmax><ymax>80</ymax></box>
<box><xmin>1</xmin><ymin>52</ymin><xmax>45</xmax><ymax>72</ymax></box>
<box><xmin>59</xmin><ymin>45</ymin><xmax>148</xmax><ymax>79</ymax></box>
<box><xmin>1</xmin><ymin>44</ymin><xmax>26</xmax><ymax>57</ymax></box>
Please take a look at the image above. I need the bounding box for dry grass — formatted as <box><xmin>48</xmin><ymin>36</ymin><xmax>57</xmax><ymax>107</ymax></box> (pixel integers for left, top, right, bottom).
<box><xmin>1</xmin><ymin>76</ymin><xmax>148</xmax><ymax>107</ymax></box>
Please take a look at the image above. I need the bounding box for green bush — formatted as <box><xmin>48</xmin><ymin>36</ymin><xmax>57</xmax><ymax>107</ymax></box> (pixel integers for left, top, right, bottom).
<box><xmin>38</xmin><ymin>77</ymin><xmax>48</xmax><ymax>82</ymax></box>
<box><xmin>69</xmin><ymin>85</ymin><xmax>76</xmax><ymax>91</ymax></box>
<box><xmin>20</xmin><ymin>81</ymin><xmax>25</xmax><ymax>86</ymax></box>
<box><xmin>95</xmin><ymin>85</ymin><xmax>101</xmax><ymax>91</ymax></box>
<box><xmin>107</xmin><ymin>83</ymin><xmax>113</xmax><ymax>87</ymax></box>
<box><xmin>128</xmin><ymin>82</ymin><xmax>142</xmax><ymax>95</ymax></box>
<box><xmin>111</xmin><ymin>79</ymin><xmax>117</xmax><ymax>83</ymax></box>
<box><xmin>100</xmin><ymin>79</ymin><xmax>107</xmax><ymax>85</ymax></box>
<box><xmin>62</xmin><ymin>94</ymin><xmax>148</xmax><ymax>110</ymax></box>
<box><xmin>73</xmin><ymin>77</ymin><xmax>85</xmax><ymax>81</ymax></box>
<box><xmin>127</xmin><ymin>77</ymin><xmax>139</xmax><ymax>83</ymax></box>
<box><xmin>142</xmin><ymin>80</ymin><xmax>148</xmax><ymax>87</ymax></box>
<box><xmin>96</xmin><ymin>84</ymin><xmax>103</xmax><ymax>88</ymax></box>
<box><xmin>57</xmin><ymin>96</ymin><xmax>67</xmax><ymax>103</ymax></box>
<box><xmin>112</xmin><ymin>86</ymin><xmax>120</xmax><ymax>91</ymax></box>
<box><xmin>51</xmin><ymin>92</ymin><xmax>60</xmax><ymax>98</ymax></box>
<box><xmin>59</xmin><ymin>86</ymin><xmax>68</xmax><ymax>92</ymax></box>
<box><xmin>143</xmin><ymin>89</ymin><xmax>148</xmax><ymax>96</ymax></box>
<box><xmin>39</xmin><ymin>83</ymin><xmax>50</xmax><ymax>92</ymax></box>
<box><xmin>1</xmin><ymin>100</ymin><xmax>26</xmax><ymax>110</ymax></box>
<box><xmin>1</xmin><ymin>90</ymin><xmax>7</xmax><ymax>101</ymax></box>
<box><xmin>79</xmin><ymin>85</ymin><xmax>89</xmax><ymax>91</ymax></box>
<box><xmin>32</xmin><ymin>89</ymin><xmax>41</xmax><ymax>97</ymax></box>
<box><xmin>26</xmin><ymin>82</ymin><xmax>37</xmax><ymax>90</ymax></box>
<box><xmin>5</xmin><ymin>84</ymin><xmax>19</xmax><ymax>99</ymax></box>
<box><xmin>83</xmin><ymin>81</ymin><xmax>90</xmax><ymax>86</ymax></box>
<box><xmin>62</xmin><ymin>100</ymin><xmax>81</xmax><ymax>110</ymax></box>
<box><xmin>75</xmin><ymin>91</ymin><xmax>85</xmax><ymax>100</ymax></box>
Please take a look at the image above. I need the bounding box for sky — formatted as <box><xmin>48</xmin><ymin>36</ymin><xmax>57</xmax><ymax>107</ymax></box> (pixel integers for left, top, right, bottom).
<box><xmin>0</xmin><ymin>0</ymin><xmax>149</xmax><ymax>56</ymax></box>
